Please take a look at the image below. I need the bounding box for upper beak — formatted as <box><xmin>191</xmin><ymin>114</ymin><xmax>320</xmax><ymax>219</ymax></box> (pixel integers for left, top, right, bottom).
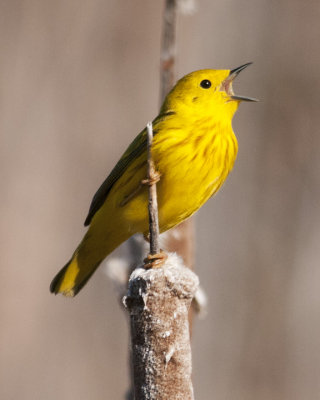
<box><xmin>225</xmin><ymin>62</ymin><xmax>258</xmax><ymax>102</ymax></box>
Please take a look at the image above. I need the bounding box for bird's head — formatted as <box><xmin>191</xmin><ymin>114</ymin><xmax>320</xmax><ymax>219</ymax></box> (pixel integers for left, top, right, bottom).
<box><xmin>162</xmin><ymin>63</ymin><xmax>257</xmax><ymax>123</ymax></box>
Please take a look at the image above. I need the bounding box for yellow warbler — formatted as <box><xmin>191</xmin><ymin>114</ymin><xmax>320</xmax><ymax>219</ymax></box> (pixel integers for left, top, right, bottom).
<box><xmin>50</xmin><ymin>63</ymin><xmax>257</xmax><ymax>297</ymax></box>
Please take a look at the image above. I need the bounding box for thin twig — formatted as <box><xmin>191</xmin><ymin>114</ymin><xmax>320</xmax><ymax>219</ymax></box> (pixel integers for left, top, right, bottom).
<box><xmin>146</xmin><ymin>122</ymin><xmax>160</xmax><ymax>255</ymax></box>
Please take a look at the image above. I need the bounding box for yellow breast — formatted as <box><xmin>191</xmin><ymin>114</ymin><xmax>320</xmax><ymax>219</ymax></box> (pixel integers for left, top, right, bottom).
<box><xmin>153</xmin><ymin>119</ymin><xmax>238</xmax><ymax>231</ymax></box>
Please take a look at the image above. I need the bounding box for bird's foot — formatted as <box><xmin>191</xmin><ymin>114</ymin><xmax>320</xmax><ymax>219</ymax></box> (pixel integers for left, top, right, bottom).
<box><xmin>144</xmin><ymin>251</ymin><xmax>168</xmax><ymax>269</ymax></box>
<box><xmin>141</xmin><ymin>169</ymin><xmax>161</xmax><ymax>186</ymax></box>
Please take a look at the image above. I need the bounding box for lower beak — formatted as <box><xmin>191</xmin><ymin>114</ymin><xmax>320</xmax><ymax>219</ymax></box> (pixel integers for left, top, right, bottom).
<box><xmin>231</xmin><ymin>94</ymin><xmax>258</xmax><ymax>102</ymax></box>
<box><xmin>228</xmin><ymin>62</ymin><xmax>259</xmax><ymax>102</ymax></box>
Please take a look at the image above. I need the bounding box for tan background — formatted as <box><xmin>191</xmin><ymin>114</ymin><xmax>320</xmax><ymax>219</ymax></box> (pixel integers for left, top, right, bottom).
<box><xmin>1</xmin><ymin>1</ymin><xmax>320</xmax><ymax>399</ymax></box>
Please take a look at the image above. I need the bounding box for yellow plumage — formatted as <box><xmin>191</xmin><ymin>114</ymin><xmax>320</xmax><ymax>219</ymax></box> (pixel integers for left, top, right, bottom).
<box><xmin>50</xmin><ymin>64</ymin><xmax>256</xmax><ymax>297</ymax></box>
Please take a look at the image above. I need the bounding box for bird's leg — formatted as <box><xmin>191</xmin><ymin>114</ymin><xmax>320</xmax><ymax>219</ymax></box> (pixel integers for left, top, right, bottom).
<box><xmin>119</xmin><ymin>167</ymin><xmax>160</xmax><ymax>207</ymax></box>
<box><xmin>143</xmin><ymin>233</ymin><xmax>167</xmax><ymax>269</ymax></box>
<box><xmin>141</xmin><ymin>167</ymin><xmax>161</xmax><ymax>186</ymax></box>
<box><xmin>144</xmin><ymin>250</ymin><xmax>168</xmax><ymax>269</ymax></box>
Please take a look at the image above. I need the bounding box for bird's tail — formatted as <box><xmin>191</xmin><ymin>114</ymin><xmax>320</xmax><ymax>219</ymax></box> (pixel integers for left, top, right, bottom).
<box><xmin>50</xmin><ymin>205</ymin><xmax>135</xmax><ymax>297</ymax></box>
<box><xmin>50</xmin><ymin>253</ymin><xmax>102</xmax><ymax>297</ymax></box>
<box><xmin>50</xmin><ymin>216</ymin><xmax>133</xmax><ymax>297</ymax></box>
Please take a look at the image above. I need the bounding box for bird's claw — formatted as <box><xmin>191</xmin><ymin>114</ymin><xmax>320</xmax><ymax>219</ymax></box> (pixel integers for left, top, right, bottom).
<box><xmin>141</xmin><ymin>169</ymin><xmax>161</xmax><ymax>186</ymax></box>
<box><xmin>144</xmin><ymin>251</ymin><xmax>168</xmax><ymax>269</ymax></box>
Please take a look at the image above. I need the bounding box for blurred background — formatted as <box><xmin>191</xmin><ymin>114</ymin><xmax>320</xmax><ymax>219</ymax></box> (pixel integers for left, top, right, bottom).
<box><xmin>1</xmin><ymin>0</ymin><xmax>320</xmax><ymax>399</ymax></box>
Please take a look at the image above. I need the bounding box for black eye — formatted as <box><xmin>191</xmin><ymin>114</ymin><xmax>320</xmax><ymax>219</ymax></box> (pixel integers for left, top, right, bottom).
<box><xmin>200</xmin><ymin>79</ymin><xmax>211</xmax><ymax>89</ymax></box>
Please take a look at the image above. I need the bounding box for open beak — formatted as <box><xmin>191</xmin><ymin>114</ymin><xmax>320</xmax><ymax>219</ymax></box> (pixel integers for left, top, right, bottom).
<box><xmin>223</xmin><ymin>62</ymin><xmax>258</xmax><ymax>102</ymax></box>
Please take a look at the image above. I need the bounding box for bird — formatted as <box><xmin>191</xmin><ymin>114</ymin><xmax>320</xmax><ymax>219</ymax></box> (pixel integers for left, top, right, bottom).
<box><xmin>50</xmin><ymin>63</ymin><xmax>257</xmax><ymax>297</ymax></box>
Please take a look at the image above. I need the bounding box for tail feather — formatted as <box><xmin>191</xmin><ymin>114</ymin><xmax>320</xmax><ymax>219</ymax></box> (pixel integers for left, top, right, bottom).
<box><xmin>50</xmin><ymin>256</ymin><xmax>101</xmax><ymax>297</ymax></box>
<box><xmin>50</xmin><ymin>261</ymin><xmax>71</xmax><ymax>294</ymax></box>
<box><xmin>50</xmin><ymin>209</ymin><xmax>133</xmax><ymax>297</ymax></box>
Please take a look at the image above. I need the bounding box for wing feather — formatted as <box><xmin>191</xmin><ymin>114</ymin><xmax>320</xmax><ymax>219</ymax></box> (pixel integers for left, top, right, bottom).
<box><xmin>84</xmin><ymin>128</ymin><xmax>147</xmax><ymax>226</ymax></box>
<box><xmin>84</xmin><ymin>111</ymin><xmax>174</xmax><ymax>226</ymax></box>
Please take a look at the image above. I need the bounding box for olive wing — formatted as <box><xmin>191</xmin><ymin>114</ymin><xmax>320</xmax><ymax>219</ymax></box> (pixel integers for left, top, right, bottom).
<box><xmin>84</xmin><ymin>128</ymin><xmax>147</xmax><ymax>226</ymax></box>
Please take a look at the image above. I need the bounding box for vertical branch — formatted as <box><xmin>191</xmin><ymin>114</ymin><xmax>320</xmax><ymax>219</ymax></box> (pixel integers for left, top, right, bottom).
<box><xmin>160</xmin><ymin>0</ymin><xmax>177</xmax><ymax>102</ymax></box>
<box><xmin>146</xmin><ymin>122</ymin><xmax>160</xmax><ymax>255</ymax></box>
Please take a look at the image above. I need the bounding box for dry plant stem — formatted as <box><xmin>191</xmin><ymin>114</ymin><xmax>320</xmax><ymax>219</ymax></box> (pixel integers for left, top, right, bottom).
<box><xmin>146</xmin><ymin>122</ymin><xmax>160</xmax><ymax>255</ymax></box>
<box><xmin>160</xmin><ymin>0</ymin><xmax>177</xmax><ymax>102</ymax></box>
<box><xmin>124</xmin><ymin>254</ymin><xmax>198</xmax><ymax>400</ymax></box>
